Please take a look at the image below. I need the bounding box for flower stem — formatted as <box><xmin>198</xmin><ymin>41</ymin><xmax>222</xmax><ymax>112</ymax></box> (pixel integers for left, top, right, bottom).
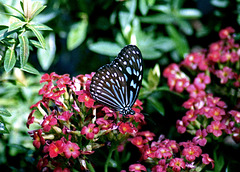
<box><xmin>104</xmin><ymin>146</ymin><xmax>115</xmax><ymax>172</ymax></box>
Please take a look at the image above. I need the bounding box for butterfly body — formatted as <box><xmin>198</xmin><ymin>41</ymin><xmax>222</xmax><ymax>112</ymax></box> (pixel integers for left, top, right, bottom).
<box><xmin>90</xmin><ymin>45</ymin><xmax>143</xmax><ymax>116</ymax></box>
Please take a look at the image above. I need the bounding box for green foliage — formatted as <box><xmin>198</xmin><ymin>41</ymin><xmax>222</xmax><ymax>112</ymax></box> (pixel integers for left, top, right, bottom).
<box><xmin>0</xmin><ymin>108</ymin><xmax>11</xmax><ymax>134</ymax></box>
<box><xmin>0</xmin><ymin>0</ymin><xmax>51</xmax><ymax>74</ymax></box>
<box><xmin>0</xmin><ymin>0</ymin><xmax>240</xmax><ymax>171</ymax></box>
<box><xmin>67</xmin><ymin>18</ymin><xmax>88</xmax><ymax>51</ymax></box>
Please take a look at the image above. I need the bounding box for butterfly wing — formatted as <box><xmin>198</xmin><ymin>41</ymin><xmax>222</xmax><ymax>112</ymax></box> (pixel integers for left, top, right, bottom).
<box><xmin>90</xmin><ymin>63</ymin><xmax>127</xmax><ymax>111</ymax></box>
<box><xmin>112</xmin><ymin>45</ymin><xmax>143</xmax><ymax>112</ymax></box>
<box><xmin>90</xmin><ymin>45</ymin><xmax>143</xmax><ymax>116</ymax></box>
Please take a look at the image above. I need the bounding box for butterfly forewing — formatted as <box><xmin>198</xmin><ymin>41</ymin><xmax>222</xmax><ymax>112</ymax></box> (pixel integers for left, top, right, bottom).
<box><xmin>90</xmin><ymin>45</ymin><xmax>143</xmax><ymax>116</ymax></box>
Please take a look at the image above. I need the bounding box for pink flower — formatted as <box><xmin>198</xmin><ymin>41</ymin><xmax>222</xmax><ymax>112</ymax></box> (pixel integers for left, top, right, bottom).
<box><xmin>56</xmin><ymin>74</ymin><xmax>71</xmax><ymax>89</ymax></box>
<box><xmin>96</xmin><ymin>118</ymin><xmax>114</xmax><ymax>130</ymax></box>
<box><xmin>176</xmin><ymin>120</ymin><xmax>186</xmax><ymax>134</ymax></box>
<box><xmin>157</xmin><ymin>147</ymin><xmax>172</xmax><ymax>159</ymax></box>
<box><xmin>133</xmin><ymin>99</ymin><xmax>143</xmax><ymax>110</ymax></box>
<box><xmin>151</xmin><ymin>165</ymin><xmax>166</xmax><ymax>172</ymax></box>
<box><xmin>183</xmin><ymin>109</ymin><xmax>197</xmax><ymax>122</ymax></box>
<box><xmin>182</xmin><ymin>145</ymin><xmax>202</xmax><ymax>162</ymax></box>
<box><xmin>49</xmin><ymin>140</ymin><xmax>64</xmax><ymax>158</ymax></box>
<box><xmin>186</xmin><ymin>84</ymin><xmax>206</xmax><ymax>98</ymax></box>
<box><xmin>209</xmin><ymin>107</ymin><xmax>226</xmax><ymax>121</ymax></box>
<box><xmin>40</xmin><ymin>72</ymin><xmax>60</xmax><ymax>83</ymax></box>
<box><xmin>166</xmin><ymin>140</ymin><xmax>179</xmax><ymax>153</ymax></box>
<box><xmin>77</xmin><ymin>90</ymin><xmax>95</xmax><ymax>108</ymax></box>
<box><xmin>63</xmin><ymin>141</ymin><xmax>80</xmax><ymax>159</ymax></box>
<box><xmin>81</xmin><ymin>124</ymin><xmax>99</xmax><ymax>140</ymax></box>
<box><xmin>129</xmin><ymin>164</ymin><xmax>146</xmax><ymax>172</ymax></box>
<box><xmin>202</xmin><ymin>154</ymin><xmax>214</xmax><ymax>168</ymax></box>
<box><xmin>234</xmin><ymin>74</ymin><xmax>240</xmax><ymax>87</ymax></box>
<box><xmin>209</xmin><ymin>41</ymin><xmax>223</xmax><ymax>52</ymax></box>
<box><xmin>37</xmin><ymin>155</ymin><xmax>48</xmax><ymax>171</ymax></box>
<box><xmin>207</xmin><ymin>121</ymin><xmax>226</xmax><ymax>137</ymax></box>
<box><xmin>54</xmin><ymin>167</ymin><xmax>70</xmax><ymax>172</ymax></box>
<box><xmin>219</xmin><ymin>27</ymin><xmax>235</xmax><ymax>39</ymax></box>
<box><xmin>27</xmin><ymin>109</ymin><xmax>36</xmax><ymax>128</ymax></box>
<box><xmin>207</xmin><ymin>51</ymin><xmax>221</xmax><ymax>62</ymax></box>
<box><xmin>182</xmin><ymin>52</ymin><xmax>203</xmax><ymax>70</ymax></box>
<box><xmin>118</xmin><ymin>122</ymin><xmax>137</xmax><ymax>135</ymax></box>
<box><xmin>206</xmin><ymin>95</ymin><xmax>227</xmax><ymax>108</ymax></box>
<box><xmin>137</xmin><ymin>131</ymin><xmax>155</xmax><ymax>141</ymax></box>
<box><xmin>58</xmin><ymin>111</ymin><xmax>73</xmax><ymax>121</ymax></box>
<box><xmin>163</xmin><ymin>63</ymin><xmax>180</xmax><ymax>78</ymax></box>
<box><xmin>193</xmin><ymin>129</ymin><xmax>207</xmax><ymax>146</ymax></box>
<box><xmin>175</xmin><ymin>78</ymin><xmax>190</xmax><ymax>93</ymax></box>
<box><xmin>229</xmin><ymin>110</ymin><xmax>240</xmax><ymax>123</ymax></box>
<box><xmin>33</xmin><ymin>129</ymin><xmax>45</xmax><ymax>149</ymax></box>
<box><xmin>130</xmin><ymin>136</ymin><xmax>145</xmax><ymax>148</ymax></box>
<box><xmin>163</xmin><ymin>63</ymin><xmax>190</xmax><ymax>93</ymax></box>
<box><xmin>193</xmin><ymin>73</ymin><xmax>211</xmax><ymax>90</ymax></box>
<box><xmin>41</xmin><ymin>114</ymin><xmax>58</xmax><ymax>132</ymax></box>
<box><xmin>169</xmin><ymin>158</ymin><xmax>185</xmax><ymax>172</ymax></box>
<box><xmin>215</xmin><ymin>66</ymin><xmax>234</xmax><ymax>84</ymax></box>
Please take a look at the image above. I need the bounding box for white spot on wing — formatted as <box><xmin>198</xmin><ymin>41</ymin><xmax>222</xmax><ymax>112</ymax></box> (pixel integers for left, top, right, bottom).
<box><xmin>126</xmin><ymin>67</ymin><xmax>132</xmax><ymax>75</ymax></box>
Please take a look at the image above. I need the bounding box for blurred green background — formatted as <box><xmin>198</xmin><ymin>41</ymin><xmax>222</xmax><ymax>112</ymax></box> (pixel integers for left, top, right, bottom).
<box><xmin>0</xmin><ymin>0</ymin><xmax>240</xmax><ymax>171</ymax></box>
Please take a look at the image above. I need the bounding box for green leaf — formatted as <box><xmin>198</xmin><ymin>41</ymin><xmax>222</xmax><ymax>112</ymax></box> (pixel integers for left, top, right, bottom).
<box><xmin>0</xmin><ymin>108</ymin><xmax>12</xmax><ymax>117</ymax></box>
<box><xmin>19</xmin><ymin>34</ymin><xmax>29</xmax><ymax>68</ymax></box>
<box><xmin>140</xmin><ymin>14</ymin><xmax>174</xmax><ymax>24</ymax></box>
<box><xmin>89</xmin><ymin>42</ymin><xmax>121</xmax><ymax>56</ymax></box>
<box><xmin>134</xmin><ymin>31</ymin><xmax>163</xmax><ymax>59</ymax></box>
<box><xmin>30</xmin><ymin>24</ymin><xmax>52</xmax><ymax>31</ymax></box>
<box><xmin>30</xmin><ymin>2</ymin><xmax>46</xmax><ymax>21</ymax></box>
<box><xmin>153</xmin><ymin>37</ymin><xmax>175</xmax><ymax>52</ymax></box>
<box><xmin>38</xmin><ymin>33</ymin><xmax>56</xmax><ymax>70</ymax></box>
<box><xmin>4</xmin><ymin>4</ymin><xmax>25</xmax><ymax>19</ymax></box>
<box><xmin>29</xmin><ymin>40</ymin><xmax>43</xmax><ymax>49</ymax></box>
<box><xmin>0</xmin><ymin>28</ymin><xmax>8</xmax><ymax>41</ymax></box>
<box><xmin>179</xmin><ymin>8</ymin><xmax>202</xmax><ymax>19</ymax></box>
<box><xmin>178</xmin><ymin>20</ymin><xmax>193</xmax><ymax>35</ymax></box>
<box><xmin>67</xmin><ymin>20</ymin><xmax>88</xmax><ymax>50</ymax></box>
<box><xmin>0</xmin><ymin>118</ymin><xmax>9</xmax><ymax>134</ymax></box>
<box><xmin>8</xmin><ymin>21</ymin><xmax>26</xmax><ymax>32</ymax></box>
<box><xmin>211</xmin><ymin>0</ymin><xmax>229</xmax><ymax>8</ymax></box>
<box><xmin>147</xmin><ymin>0</ymin><xmax>156</xmax><ymax>6</ymax></box>
<box><xmin>166</xmin><ymin>25</ymin><xmax>189</xmax><ymax>57</ymax></box>
<box><xmin>119</xmin><ymin>11</ymin><xmax>132</xmax><ymax>29</ymax></box>
<box><xmin>214</xmin><ymin>147</ymin><xmax>224</xmax><ymax>172</ymax></box>
<box><xmin>139</xmin><ymin>0</ymin><xmax>149</xmax><ymax>16</ymax></box>
<box><xmin>21</xmin><ymin>63</ymin><xmax>40</xmax><ymax>75</ymax></box>
<box><xmin>156</xmin><ymin>86</ymin><xmax>184</xmax><ymax>98</ymax></box>
<box><xmin>140</xmin><ymin>47</ymin><xmax>162</xmax><ymax>60</ymax></box>
<box><xmin>147</xmin><ymin>97</ymin><xmax>165</xmax><ymax>116</ymax></box>
<box><xmin>0</xmin><ymin>25</ymin><xmax>8</xmax><ymax>30</ymax></box>
<box><xmin>27</xmin><ymin>24</ymin><xmax>46</xmax><ymax>49</ymax></box>
<box><xmin>171</xmin><ymin>0</ymin><xmax>184</xmax><ymax>10</ymax></box>
<box><xmin>147</xmin><ymin>64</ymin><xmax>161</xmax><ymax>90</ymax></box>
<box><xmin>151</xmin><ymin>5</ymin><xmax>170</xmax><ymax>13</ymax></box>
<box><xmin>4</xmin><ymin>46</ymin><xmax>16</xmax><ymax>73</ymax></box>
<box><xmin>125</xmin><ymin>0</ymin><xmax>137</xmax><ymax>19</ymax></box>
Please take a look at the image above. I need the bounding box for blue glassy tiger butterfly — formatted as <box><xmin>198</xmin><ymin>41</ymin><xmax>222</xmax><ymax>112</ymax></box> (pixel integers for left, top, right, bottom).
<box><xmin>90</xmin><ymin>45</ymin><xmax>143</xmax><ymax>116</ymax></box>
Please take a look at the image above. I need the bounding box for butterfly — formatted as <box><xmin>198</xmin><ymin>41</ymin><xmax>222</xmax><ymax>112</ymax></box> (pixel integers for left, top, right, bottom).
<box><xmin>90</xmin><ymin>45</ymin><xmax>143</xmax><ymax>116</ymax></box>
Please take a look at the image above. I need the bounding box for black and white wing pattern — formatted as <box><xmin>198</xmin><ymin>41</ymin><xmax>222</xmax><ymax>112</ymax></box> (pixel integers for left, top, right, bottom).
<box><xmin>90</xmin><ymin>45</ymin><xmax>143</xmax><ymax>116</ymax></box>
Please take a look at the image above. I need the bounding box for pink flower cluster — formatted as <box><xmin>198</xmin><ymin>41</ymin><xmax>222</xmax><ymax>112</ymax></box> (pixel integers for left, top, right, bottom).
<box><xmin>27</xmin><ymin>72</ymin><xmax>145</xmax><ymax>171</ymax></box>
<box><xmin>128</xmin><ymin>134</ymin><xmax>214</xmax><ymax>172</ymax></box>
<box><xmin>164</xmin><ymin>27</ymin><xmax>240</xmax><ymax>146</ymax></box>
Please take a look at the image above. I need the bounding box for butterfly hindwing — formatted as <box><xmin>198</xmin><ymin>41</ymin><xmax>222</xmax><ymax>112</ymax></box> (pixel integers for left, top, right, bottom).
<box><xmin>90</xmin><ymin>45</ymin><xmax>143</xmax><ymax>116</ymax></box>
